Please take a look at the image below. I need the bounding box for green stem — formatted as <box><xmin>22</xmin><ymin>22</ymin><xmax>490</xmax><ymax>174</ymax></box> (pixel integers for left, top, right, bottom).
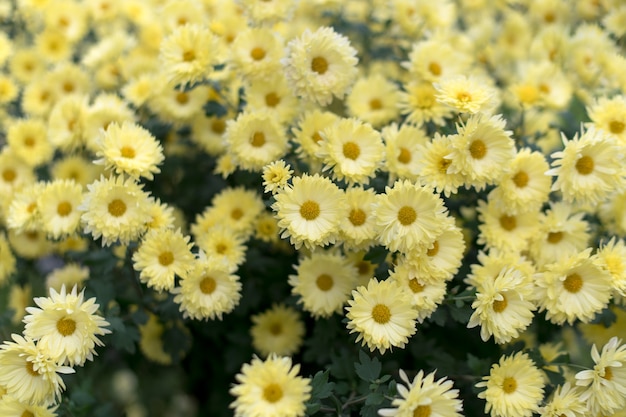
<box><xmin>342</xmin><ymin>394</ymin><xmax>368</xmax><ymax>410</ymax></box>
<box><xmin>548</xmin><ymin>363</ymin><xmax>590</xmax><ymax>371</ymax></box>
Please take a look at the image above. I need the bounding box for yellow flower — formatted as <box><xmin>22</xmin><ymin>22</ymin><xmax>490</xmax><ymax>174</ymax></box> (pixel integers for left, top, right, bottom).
<box><xmin>282</xmin><ymin>26</ymin><xmax>359</xmax><ymax>106</ymax></box>
<box><xmin>6</xmin><ymin>118</ymin><xmax>54</xmax><ymax>168</ymax></box>
<box><xmin>94</xmin><ymin>121</ymin><xmax>164</xmax><ymax>180</ymax></box>
<box><xmin>230</xmin><ymin>355</ymin><xmax>311</xmax><ymax>417</ymax></box>
<box><xmin>537</xmin><ymin>382</ymin><xmax>587</xmax><ymax>417</ymax></box>
<box><xmin>346</xmin><ymin>278</ymin><xmax>418</xmax><ymax>354</ymax></box>
<box><xmin>403</xmin><ymin>37</ymin><xmax>471</xmax><ymax>82</ymax></box>
<box><xmin>46</xmin><ymin>263</ymin><xmax>89</xmax><ymax>292</ymax></box>
<box><xmin>339</xmin><ymin>186</ymin><xmax>378</xmax><ymax>250</ymax></box>
<box><xmin>289</xmin><ymin>251</ymin><xmax>357</xmax><ymax>319</ymax></box>
<box><xmin>23</xmin><ymin>285</ymin><xmax>111</xmax><ymax>367</ymax></box>
<box><xmin>291</xmin><ymin>110</ymin><xmax>340</xmax><ymax>168</ymax></box>
<box><xmin>378</xmin><ymin>369</ymin><xmax>463</xmax><ymax>417</ymax></box>
<box><xmin>413</xmin><ymin>133</ymin><xmax>465</xmax><ymax>197</ymax></box>
<box><xmin>244</xmin><ymin>75</ymin><xmax>300</xmax><ymax>125</ymax></box>
<box><xmin>47</xmin><ymin>95</ymin><xmax>89</xmax><ymax>151</ymax></box>
<box><xmin>0</xmin><ymin>396</ymin><xmax>57</xmax><ymax>417</ymax></box>
<box><xmin>435</xmin><ymin>74</ymin><xmax>498</xmax><ymax>114</ymax></box>
<box><xmin>237</xmin><ymin>0</ymin><xmax>297</xmax><ymax>25</ymax></box>
<box><xmin>346</xmin><ymin>74</ymin><xmax>401</xmax><ymax>127</ymax></box>
<box><xmin>272</xmin><ymin>174</ymin><xmax>346</xmax><ymax>250</ymax></box>
<box><xmin>231</xmin><ymin>27</ymin><xmax>283</xmax><ymax>82</ymax></box>
<box><xmin>382</xmin><ymin>123</ymin><xmax>428</xmax><ymax>183</ymax></box>
<box><xmin>476</xmin><ymin>352</ymin><xmax>545</xmax><ymax>417</ymax></box>
<box><xmin>8</xmin><ymin>230</ymin><xmax>53</xmax><ymax>261</ymax></box>
<box><xmin>132</xmin><ymin>228</ymin><xmax>195</xmax><ymax>292</ymax></box>
<box><xmin>6</xmin><ymin>181</ymin><xmax>46</xmax><ymax>233</ymax></box>
<box><xmin>37</xmin><ymin>179</ymin><xmax>83</xmax><ymax>239</ymax></box>
<box><xmin>465</xmin><ymin>250</ymin><xmax>536</xmax><ymax>293</ymax></box>
<box><xmin>0</xmin><ymin>233</ymin><xmax>16</xmax><ymax>286</ymax></box>
<box><xmin>595</xmin><ymin>237</ymin><xmax>626</xmax><ymax>297</ymax></box>
<box><xmin>251</xmin><ymin>304</ymin><xmax>305</xmax><ymax>357</ymax></box>
<box><xmin>262</xmin><ymin>160</ymin><xmax>293</xmax><ymax>195</ymax></box>
<box><xmin>138</xmin><ymin>312</ymin><xmax>172</xmax><ymax>365</ymax></box>
<box><xmin>399</xmin><ymin>81</ymin><xmax>454</xmax><ymax>127</ymax></box>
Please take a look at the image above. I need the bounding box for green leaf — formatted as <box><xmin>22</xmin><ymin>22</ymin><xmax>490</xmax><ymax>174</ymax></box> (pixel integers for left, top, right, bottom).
<box><xmin>309</xmin><ymin>370</ymin><xmax>335</xmax><ymax>400</ymax></box>
<box><xmin>355</xmin><ymin>350</ymin><xmax>382</xmax><ymax>382</ymax></box>
<box><xmin>365</xmin><ymin>391</ymin><xmax>384</xmax><ymax>406</ymax></box>
<box><xmin>360</xmin><ymin>404</ymin><xmax>380</xmax><ymax>417</ymax></box>
<box><xmin>448</xmin><ymin>304</ymin><xmax>472</xmax><ymax>324</ymax></box>
<box><xmin>544</xmin><ymin>368</ymin><xmax>566</xmax><ymax>387</ymax></box>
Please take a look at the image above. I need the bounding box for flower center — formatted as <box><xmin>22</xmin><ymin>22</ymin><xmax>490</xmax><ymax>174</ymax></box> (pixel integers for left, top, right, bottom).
<box><xmin>265</xmin><ymin>92</ymin><xmax>280</xmax><ymax>107</ymax></box>
<box><xmin>575</xmin><ymin>155</ymin><xmax>594</xmax><ymax>175</ymax></box>
<box><xmin>456</xmin><ymin>91</ymin><xmax>472</xmax><ymax>102</ymax></box>
<box><xmin>428</xmin><ymin>62</ymin><xmax>441</xmax><ymax>76</ymax></box>
<box><xmin>610</xmin><ymin>120</ymin><xmax>624</xmax><ymax>134</ymax></box>
<box><xmin>439</xmin><ymin>158</ymin><xmax>451</xmax><ymax>173</ymax></box>
<box><xmin>604</xmin><ymin>367</ymin><xmax>613</xmax><ymax>380</ymax></box>
<box><xmin>158</xmin><ymin>251</ymin><xmax>174</xmax><ymax>266</ymax></box>
<box><xmin>57</xmin><ymin>201</ymin><xmax>72</xmax><ymax>217</ymax></box>
<box><xmin>512</xmin><ymin>171</ymin><xmax>529</xmax><ymax>188</ymax></box>
<box><xmin>108</xmin><ymin>199</ymin><xmax>127</xmax><ymax>217</ymax></box>
<box><xmin>57</xmin><ymin>317</ymin><xmax>77</xmax><ymax>336</ymax></box>
<box><xmin>357</xmin><ymin>261</ymin><xmax>371</xmax><ymax>275</ymax></box>
<box><xmin>269</xmin><ymin>322</ymin><xmax>282</xmax><ymax>335</ymax></box>
<box><xmin>27</xmin><ymin>202</ymin><xmax>37</xmax><ymax>213</ymax></box>
<box><xmin>2</xmin><ymin>169</ymin><xmax>16</xmax><ymax>182</ymax></box>
<box><xmin>369</xmin><ymin>98</ymin><xmax>382</xmax><ymax>110</ymax></box>
<box><xmin>312</xmin><ymin>132</ymin><xmax>323</xmax><ymax>143</ymax></box>
<box><xmin>25</xmin><ymin>360</ymin><xmax>39</xmax><ymax>377</ymax></box>
<box><xmin>22</xmin><ymin>411</ymin><xmax>35</xmax><ymax>417</ymax></box>
<box><xmin>502</xmin><ymin>377</ymin><xmax>517</xmax><ymax>394</ymax></box>
<box><xmin>300</xmin><ymin>200</ymin><xmax>320</xmax><ymax>220</ymax></box>
<box><xmin>120</xmin><ymin>146</ymin><xmax>136</xmax><ymax>158</ymax></box>
<box><xmin>469</xmin><ymin>139</ymin><xmax>487</xmax><ymax>159</ymax></box>
<box><xmin>182</xmin><ymin>50</ymin><xmax>195</xmax><ymax>62</ymax></box>
<box><xmin>372</xmin><ymin>304</ymin><xmax>391</xmax><ymax>324</ymax></box>
<box><xmin>426</xmin><ymin>241</ymin><xmax>439</xmax><ymax>257</ymax></box>
<box><xmin>398</xmin><ymin>206</ymin><xmax>417</xmax><ymax>226</ymax></box>
<box><xmin>499</xmin><ymin>215</ymin><xmax>517</xmax><ymax>231</ymax></box>
<box><xmin>349</xmin><ymin>208</ymin><xmax>366</xmax><ymax>226</ymax></box>
<box><xmin>563</xmin><ymin>273</ymin><xmax>583</xmax><ymax>293</ymax></box>
<box><xmin>547</xmin><ymin>231</ymin><xmax>563</xmax><ymax>244</ymax></box>
<box><xmin>215</xmin><ymin>243</ymin><xmax>227</xmax><ymax>254</ymax></box>
<box><xmin>492</xmin><ymin>294</ymin><xmax>508</xmax><ymax>313</ymax></box>
<box><xmin>250</xmin><ymin>47</ymin><xmax>266</xmax><ymax>61</ymax></box>
<box><xmin>311</xmin><ymin>56</ymin><xmax>329</xmax><ymax>74</ymax></box>
<box><xmin>413</xmin><ymin>405</ymin><xmax>431</xmax><ymax>417</ymax></box>
<box><xmin>316</xmin><ymin>274</ymin><xmax>333</xmax><ymax>291</ymax></box>
<box><xmin>408</xmin><ymin>278</ymin><xmax>424</xmax><ymax>293</ymax></box>
<box><xmin>263</xmin><ymin>383</ymin><xmax>283</xmax><ymax>403</ymax></box>
<box><xmin>343</xmin><ymin>142</ymin><xmax>360</xmax><ymax>160</ymax></box>
<box><xmin>398</xmin><ymin>147</ymin><xmax>411</xmax><ymax>164</ymax></box>
<box><xmin>231</xmin><ymin>208</ymin><xmax>243</xmax><ymax>220</ymax></box>
<box><xmin>199</xmin><ymin>276</ymin><xmax>216</xmax><ymax>294</ymax></box>
<box><xmin>212</xmin><ymin>119</ymin><xmax>226</xmax><ymax>134</ymax></box>
<box><xmin>250</xmin><ymin>132</ymin><xmax>265</xmax><ymax>147</ymax></box>
<box><xmin>176</xmin><ymin>92</ymin><xmax>189</xmax><ymax>104</ymax></box>
<box><xmin>24</xmin><ymin>137</ymin><xmax>35</xmax><ymax>147</ymax></box>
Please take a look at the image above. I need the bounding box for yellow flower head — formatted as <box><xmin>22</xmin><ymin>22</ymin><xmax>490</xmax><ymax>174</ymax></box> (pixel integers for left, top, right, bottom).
<box><xmin>251</xmin><ymin>304</ymin><xmax>305</xmax><ymax>357</ymax></box>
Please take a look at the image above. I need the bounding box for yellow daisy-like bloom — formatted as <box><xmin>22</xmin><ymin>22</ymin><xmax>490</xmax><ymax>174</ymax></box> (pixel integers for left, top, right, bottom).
<box><xmin>599</xmin><ymin>189</ymin><xmax>626</xmax><ymax>237</ymax></box>
<box><xmin>346</xmin><ymin>74</ymin><xmax>401</xmax><ymax>127</ymax></box>
<box><xmin>254</xmin><ymin>212</ymin><xmax>281</xmax><ymax>244</ymax></box>
<box><xmin>46</xmin><ymin>263</ymin><xmax>89</xmax><ymax>292</ymax></box>
<box><xmin>289</xmin><ymin>251</ymin><xmax>357</xmax><ymax>319</ymax></box>
<box><xmin>537</xmin><ymin>382</ymin><xmax>587</xmax><ymax>417</ymax></box>
<box><xmin>346</xmin><ymin>278</ymin><xmax>418</xmax><ymax>354</ymax></box>
<box><xmin>50</xmin><ymin>155</ymin><xmax>102</xmax><ymax>187</ymax></box>
<box><xmin>476</xmin><ymin>352</ymin><xmax>545</xmax><ymax>417</ymax></box>
<box><xmin>446</xmin><ymin>114</ymin><xmax>515</xmax><ymax>191</ymax></box>
<box><xmin>292</xmin><ymin>109</ymin><xmax>340</xmax><ymax>168</ymax></box>
<box><xmin>250</xmin><ymin>304</ymin><xmax>305</xmax><ymax>357</ymax></box>
<box><xmin>189</xmin><ymin>113</ymin><xmax>230</xmax><ymax>156</ymax></box>
<box><xmin>547</xmin><ymin>127</ymin><xmax>625</xmax><ymax>206</ymax></box>
<box><xmin>37</xmin><ymin>179</ymin><xmax>83</xmax><ymax>239</ymax></box>
<box><xmin>94</xmin><ymin>121</ymin><xmax>164</xmax><ymax>180</ymax></box>
<box><xmin>403</xmin><ymin>38</ymin><xmax>471</xmax><ymax>83</ymax></box>
<box><xmin>596</xmin><ymin>237</ymin><xmax>626</xmax><ymax>297</ymax></box>
<box><xmin>195</xmin><ymin>225</ymin><xmax>247</xmax><ymax>269</ymax></box>
<box><xmin>159</xmin><ymin>23</ymin><xmax>225</xmax><ymax>87</ymax></box>
<box><xmin>488</xmin><ymin>149</ymin><xmax>552</xmax><ymax>215</ymax></box>
<box><xmin>0</xmin><ymin>74</ymin><xmax>18</xmax><ymax>104</ymax></box>
<box><xmin>382</xmin><ymin>123</ymin><xmax>429</xmax><ymax>183</ymax></box>
<box><xmin>388</xmin><ymin>261</ymin><xmax>447</xmax><ymax>323</ymax></box>
<box><xmin>399</xmin><ymin>81</ymin><xmax>454</xmax><ymax>127</ymax></box>
<box><xmin>244</xmin><ymin>75</ymin><xmax>300</xmax><ymax>125</ymax></box>
<box><xmin>465</xmin><ymin>250</ymin><xmax>536</xmax><ymax>293</ymax></box>
<box><xmin>373</xmin><ymin>179</ymin><xmax>448</xmax><ymax>254</ymax></box>
<box><xmin>262</xmin><ymin>160</ymin><xmax>293</xmax><ymax>195</ymax></box>
<box><xmin>378</xmin><ymin>369</ymin><xmax>463</xmax><ymax>417</ymax></box>
<box><xmin>132</xmin><ymin>228</ymin><xmax>194</xmax><ymax>292</ymax></box>
<box><xmin>210</xmin><ymin>186</ymin><xmax>265</xmax><ymax>239</ymax></box>
<box><xmin>7</xmin><ymin>230</ymin><xmax>53</xmax><ymax>261</ymax></box>
<box><xmin>272</xmin><ymin>174</ymin><xmax>346</xmax><ymax>250</ymax></box>
<box><xmin>225</xmin><ymin>111</ymin><xmax>289</xmax><ymax>172</ymax></box>
<box><xmin>0</xmin><ymin>232</ymin><xmax>16</xmax><ymax>286</ymax></box>
<box><xmin>6</xmin><ymin>181</ymin><xmax>46</xmax><ymax>233</ymax></box>
<box><xmin>6</xmin><ymin>118</ymin><xmax>54</xmax><ymax>168</ymax></box>
<box><xmin>0</xmin><ymin>396</ymin><xmax>57</xmax><ymax>417</ymax></box>
<box><xmin>23</xmin><ymin>285</ymin><xmax>111</xmax><ymax>367</ymax></box>
<box><xmin>149</xmin><ymin>84</ymin><xmax>209</xmax><ymax>124</ymax></box>
<box><xmin>7</xmin><ymin>284</ymin><xmax>32</xmax><ymax>324</ymax></box>
<box><xmin>230</xmin><ymin>355</ymin><xmax>311</xmax><ymax>417</ymax></box>
<box><xmin>282</xmin><ymin>26</ymin><xmax>359</xmax><ymax>106</ymax></box>
<box><xmin>0</xmin><ymin>149</ymin><xmax>35</xmax><ymax>199</ymax></box>
<box><xmin>83</xmin><ymin>95</ymin><xmax>136</xmax><ymax>153</ymax></box>
<box><xmin>467</xmin><ymin>267</ymin><xmax>536</xmax><ymax>344</ymax></box>
<box><xmin>575</xmin><ymin>337</ymin><xmax>626</xmax><ymax>415</ymax></box>
<box><xmin>339</xmin><ymin>186</ymin><xmax>378</xmax><ymax>250</ymax></box>
<box><xmin>173</xmin><ymin>252</ymin><xmax>242</xmax><ymax>321</ymax></box>
<box><xmin>47</xmin><ymin>95</ymin><xmax>88</xmax><ymax>151</ymax></box>
<box><xmin>435</xmin><ymin>74</ymin><xmax>498</xmax><ymax>114</ymax></box>
<box><xmin>586</xmin><ymin>94</ymin><xmax>626</xmax><ymax>145</ymax></box>
<box><xmin>318</xmin><ymin>117</ymin><xmax>384</xmax><ymax>185</ymax></box>
<box><xmin>0</xmin><ymin>334</ymin><xmax>74</xmax><ymax>406</ymax></box>
<box><xmin>413</xmin><ymin>133</ymin><xmax>465</xmax><ymax>198</ymax></box>
<box><xmin>535</xmin><ymin>248</ymin><xmax>613</xmax><ymax>325</ymax></box>
<box><xmin>476</xmin><ymin>198</ymin><xmax>540</xmax><ymax>254</ymax></box>
<box><xmin>230</xmin><ymin>27</ymin><xmax>283</xmax><ymax>82</ymax></box>
<box><xmin>79</xmin><ymin>175</ymin><xmax>152</xmax><ymax>247</ymax></box>
<box><xmin>138</xmin><ymin>312</ymin><xmax>172</xmax><ymax>365</ymax></box>
<box><xmin>145</xmin><ymin>198</ymin><xmax>176</xmax><ymax>231</ymax></box>
<box><xmin>236</xmin><ymin>0</ymin><xmax>297</xmax><ymax>25</ymax></box>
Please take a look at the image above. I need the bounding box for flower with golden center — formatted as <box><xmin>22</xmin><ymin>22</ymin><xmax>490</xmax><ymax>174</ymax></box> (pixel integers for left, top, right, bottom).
<box><xmin>23</xmin><ymin>285</ymin><xmax>111</xmax><ymax>367</ymax></box>
<box><xmin>535</xmin><ymin>248</ymin><xmax>613</xmax><ymax>325</ymax></box>
<box><xmin>586</xmin><ymin>94</ymin><xmax>626</xmax><ymax>145</ymax></box>
<box><xmin>476</xmin><ymin>352</ymin><xmax>545</xmax><ymax>417</ymax></box>
<box><xmin>282</xmin><ymin>26</ymin><xmax>359</xmax><ymax>106</ymax></box>
<box><xmin>201</xmin><ymin>186</ymin><xmax>265</xmax><ymax>239</ymax></box>
<box><xmin>413</xmin><ymin>132</ymin><xmax>465</xmax><ymax>197</ymax></box>
<box><xmin>132</xmin><ymin>228</ymin><xmax>194</xmax><ymax>292</ymax></box>
<box><xmin>250</xmin><ymin>304</ymin><xmax>305</xmax><ymax>357</ymax></box>
<box><xmin>37</xmin><ymin>179</ymin><xmax>84</xmax><ymax>239</ymax></box>
<box><xmin>292</xmin><ymin>109</ymin><xmax>340</xmax><ymax>169</ymax></box>
<box><xmin>6</xmin><ymin>118</ymin><xmax>54</xmax><ymax>168</ymax></box>
<box><xmin>346</xmin><ymin>278</ymin><xmax>419</xmax><ymax>354</ymax></box>
<box><xmin>434</xmin><ymin>74</ymin><xmax>498</xmax><ymax>114</ymax></box>
<box><xmin>262</xmin><ymin>160</ymin><xmax>293</xmax><ymax>195</ymax></box>
<box><xmin>173</xmin><ymin>251</ymin><xmax>242</xmax><ymax>321</ymax></box>
<box><xmin>537</xmin><ymin>382</ymin><xmax>587</xmax><ymax>417</ymax></box>
<box><xmin>6</xmin><ymin>181</ymin><xmax>46</xmax><ymax>233</ymax></box>
<box><xmin>382</xmin><ymin>123</ymin><xmax>429</xmax><ymax>183</ymax></box>
<box><xmin>399</xmin><ymin>81</ymin><xmax>454</xmax><ymax>127</ymax></box>
<box><xmin>79</xmin><ymin>175</ymin><xmax>152</xmax><ymax>247</ymax></box>
<box><xmin>138</xmin><ymin>312</ymin><xmax>172</xmax><ymax>365</ymax></box>
<box><xmin>195</xmin><ymin>225</ymin><xmax>248</xmax><ymax>270</ymax></box>
<box><xmin>547</xmin><ymin>127</ymin><xmax>625</xmax><ymax>206</ymax></box>
<box><xmin>0</xmin><ymin>396</ymin><xmax>57</xmax><ymax>417</ymax></box>
<box><xmin>476</xmin><ymin>197</ymin><xmax>540</xmax><ymax>253</ymax></box>
<box><xmin>94</xmin><ymin>121</ymin><xmax>164</xmax><ymax>180</ymax></box>
<box><xmin>0</xmin><ymin>232</ymin><xmax>16</xmax><ymax>286</ymax></box>
<box><xmin>339</xmin><ymin>186</ymin><xmax>379</xmax><ymax>250</ymax></box>
<box><xmin>272</xmin><ymin>174</ymin><xmax>346</xmax><ymax>250</ymax></box>
<box><xmin>465</xmin><ymin>250</ymin><xmax>536</xmax><ymax>293</ymax></box>
<box><xmin>373</xmin><ymin>179</ymin><xmax>448</xmax><ymax>254</ymax></box>
<box><xmin>289</xmin><ymin>251</ymin><xmax>357</xmax><ymax>319</ymax></box>
<box><xmin>575</xmin><ymin>337</ymin><xmax>626</xmax><ymax>415</ymax></box>
<box><xmin>46</xmin><ymin>263</ymin><xmax>89</xmax><ymax>292</ymax></box>
<box><xmin>595</xmin><ymin>237</ymin><xmax>626</xmax><ymax>298</ymax></box>
<box><xmin>0</xmin><ymin>334</ymin><xmax>74</xmax><ymax>406</ymax></box>
<box><xmin>378</xmin><ymin>369</ymin><xmax>463</xmax><ymax>417</ymax></box>
<box><xmin>346</xmin><ymin>74</ymin><xmax>401</xmax><ymax>127</ymax></box>
<box><xmin>230</xmin><ymin>354</ymin><xmax>311</xmax><ymax>417</ymax></box>
<box><xmin>231</xmin><ymin>27</ymin><xmax>284</xmax><ymax>81</ymax></box>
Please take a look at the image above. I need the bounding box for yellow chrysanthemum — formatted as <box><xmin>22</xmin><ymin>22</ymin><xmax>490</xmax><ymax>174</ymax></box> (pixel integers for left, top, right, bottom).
<box><xmin>210</xmin><ymin>186</ymin><xmax>265</xmax><ymax>238</ymax></box>
<box><xmin>6</xmin><ymin>118</ymin><xmax>54</xmax><ymax>168</ymax></box>
<box><xmin>399</xmin><ymin>81</ymin><xmax>454</xmax><ymax>127</ymax></box>
<box><xmin>0</xmin><ymin>396</ymin><xmax>57</xmax><ymax>417</ymax></box>
<box><xmin>244</xmin><ymin>75</ymin><xmax>300</xmax><ymax>125</ymax></box>
<box><xmin>0</xmin><ymin>232</ymin><xmax>16</xmax><ymax>286</ymax></box>
<box><xmin>292</xmin><ymin>110</ymin><xmax>340</xmax><ymax>168</ymax></box>
<box><xmin>346</xmin><ymin>74</ymin><xmax>401</xmax><ymax>127</ymax></box>
<box><xmin>339</xmin><ymin>186</ymin><xmax>378</xmax><ymax>250</ymax></box>
<box><xmin>382</xmin><ymin>123</ymin><xmax>428</xmax><ymax>183</ymax></box>
<box><xmin>138</xmin><ymin>312</ymin><xmax>172</xmax><ymax>365</ymax></box>
<box><xmin>6</xmin><ymin>181</ymin><xmax>45</xmax><ymax>233</ymax></box>
<box><xmin>413</xmin><ymin>133</ymin><xmax>465</xmax><ymax>197</ymax></box>
<box><xmin>586</xmin><ymin>94</ymin><xmax>626</xmax><ymax>145</ymax></box>
<box><xmin>476</xmin><ymin>197</ymin><xmax>540</xmax><ymax>253</ymax></box>
<box><xmin>537</xmin><ymin>382</ymin><xmax>587</xmax><ymax>417</ymax></box>
<box><xmin>49</xmin><ymin>155</ymin><xmax>102</xmax><ymax>187</ymax></box>
<box><xmin>37</xmin><ymin>179</ymin><xmax>83</xmax><ymax>239</ymax></box>
<box><xmin>262</xmin><ymin>160</ymin><xmax>293</xmax><ymax>195</ymax></box>
<box><xmin>435</xmin><ymin>74</ymin><xmax>498</xmax><ymax>114</ymax></box>
<box><xmin>46</xmin><ymin>263</ymin><xmax>89</xmax><ymax>292</ymax></box>
<box><xmin>230</xmin><ymin>27</ymin><xmax>283</xmax><ymax>82</ymax></box>
<box><xmin>250</xmin><ymin>304</ymin><xmax>305</xmax><ymax>357</ymax></box>
<box><xmin>230</xmin><ymin>355</ymin><xmax>311</xmax><ymax>417</ymax></box>
<box><xmin>595</xmin><ymin>237</ymin><xmax>626</xmax><ymax>297</ymax></box>
<box><xmin>195</xmin><ymin>225</ymin><xmax>247</xmax><ymax>269</ymax></box>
